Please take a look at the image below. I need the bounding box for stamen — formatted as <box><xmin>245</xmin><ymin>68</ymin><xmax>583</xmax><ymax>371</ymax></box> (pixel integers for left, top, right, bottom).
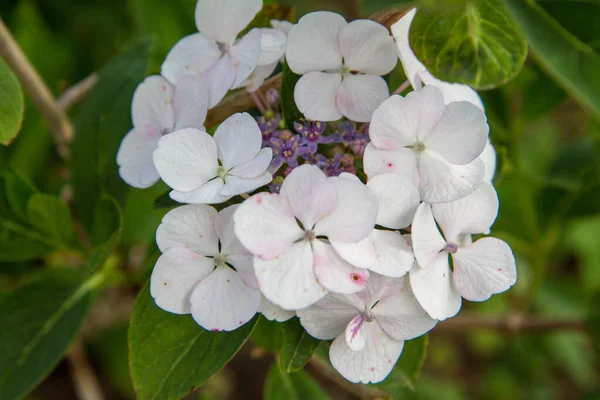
<box><xmin>304</xmin><ymin>229</ymin><xmax>316</xmax><ymax>241</ymax></box>
<box><xmin>446</xmin><ymin>242</ymin><xmax>459</xmax><ymax>254</ymax></box>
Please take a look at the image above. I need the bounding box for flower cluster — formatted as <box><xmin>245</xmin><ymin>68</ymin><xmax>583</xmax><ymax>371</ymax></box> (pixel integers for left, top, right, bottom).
<box><xmin>117</xmin><ymin>1</ymin><xmax>516</xmax><ymax>385</ymax></box>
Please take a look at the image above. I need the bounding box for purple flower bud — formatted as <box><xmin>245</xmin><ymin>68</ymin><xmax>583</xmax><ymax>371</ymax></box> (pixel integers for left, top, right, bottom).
<box><xmin>266</xmin><ymin>88</ymin><xmax>280</xmax><ymax>107</ymax></box>
<box><xmin>269</xmin><ymin>132</ymin><xmax>310</xmax><ymax>169</ymax></box>
<box><xmin>294</xmin><ymin>120</ymin><xmax>336</xmax><ymax>154</ymax></box>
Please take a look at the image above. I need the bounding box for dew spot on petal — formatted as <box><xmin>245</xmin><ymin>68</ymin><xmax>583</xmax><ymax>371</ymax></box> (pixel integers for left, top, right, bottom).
<box><xmin>227</xmin><ymin>279</ymin><xmax>230</xmax><ymax>283</ymax></box>
<box><xmin>239</xmin><ymin>320</ymin><xmax>243</xmax><ymax>325</ymax></box>
<box><xmin>370</xmin><ymin>367</ymin><xmax>375</xmax><ymax>372</ymax></box>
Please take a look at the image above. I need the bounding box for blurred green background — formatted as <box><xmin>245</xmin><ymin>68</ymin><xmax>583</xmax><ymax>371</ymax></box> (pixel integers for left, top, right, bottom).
<box><xmin>0</xmin><ymin>0</ymin><xmax>599</xmax><ymax>399</ymax></box>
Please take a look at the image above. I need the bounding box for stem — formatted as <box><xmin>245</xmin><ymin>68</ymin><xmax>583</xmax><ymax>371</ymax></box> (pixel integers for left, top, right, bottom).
<box><xmin>58</xmin><ymin>73</ymin><xmax>98</xmax><ymax>111</ymax></box>
<box><xmin>0</xmin><ymin>17</ymin><xmax>73</xmax><ymax>159</ymax></box>
<box><xmin>437</xmin><ymin>313</ymin><xmax>587</xmax><ymax>334</ymax></box>
<box><xmin>67</xmin><ymin>339</ymin><xmax>105</xmax><ymax>400</ymax></box>
<box><xmin>250</xmin><ymin>90</ymin><xmax>267</xmax><ymax>114</ymax></box>
<box><xmin>392</xmin><ymin>79</ymin><xmax>411</xmax><ymax>95</ymax></box>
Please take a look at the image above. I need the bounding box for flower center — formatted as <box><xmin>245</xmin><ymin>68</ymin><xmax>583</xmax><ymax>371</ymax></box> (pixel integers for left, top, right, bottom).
<box><xmin>413</xmin><ymin>141</ymin><xmax>426</xmax><ymax>153</ymax></box>
<box><xmin>217</xmin><ymin>42</ymin><xmax>231</xmax><ymax>54</ymax></box>
<box><xmin>304</xmin><ymin>229</ymin><xmax>316</xmax><ymax>241</ymax></box>
<box><xmin>446</xmin><ymin>242</ymin><xmax>459</xmax><ymax>254</ymax></box>
<box><xmin>340</xmin><ymin>65</ymin><xmax>350</xmax><ymax>76</ymax></box>
<box><xmin>216</xmin><ymin>166</ymin><xmax>229</xmax><ymax>180</ymax></box>
<box><xmin>363</xmin><ymin>310</ymin><xmax>374</xmax><ymax>322</ymax></box>
<box><xmin>214</xmin><ymin>253</ymin><xmax>227</xmax><ymax>266</ymax></box>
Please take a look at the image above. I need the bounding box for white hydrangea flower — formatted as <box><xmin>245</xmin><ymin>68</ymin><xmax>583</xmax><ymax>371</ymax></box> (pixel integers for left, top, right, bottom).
<box><xmin>153</xmin><ymin>112</ymin><xmax>273</xmax><ymax>204</ymax></box>
<box><xmin>161</xmin><ymin>0</ymin><xmax>263</xmax><ymax>108</ymax></box>
<box><xmin>117</xmin><ymin>75</ymin><xmax>208</xmax><ymax>188</ymax></box>
<box><xmin>233</xmin><ymin>164</ymin><xmax>379</xmax><ymax>310</ymax></box>
<box><xmin>259</xmin><ymin>297</ymin><xmax>295</xmax><ymax>322</ymax></box>
<box><xmin>332</xmin><ymin>173</ymin><xmax>419</xmax><ymax>278</ymax></box>
<box><xmin>285</xmin><ymin>11</ymin><xmax>397</xmax><ymax>122</ymax></box>
<box><xmin>297</xmin><ymin>273</ymin><xmax>436</xmax><ymax>383</ymax></box>
<box><xmin>239</xmin><ymin>27</ymin><xmax>287</xmax><ymax>92</ymax></box>
<box><xmin>364</xmin><ymin>85</ymin><xmax>489</xmax><ymax>203</ymax></box>
<box><xmin>410</xmin><ymin>183</ymin><xmax>517</xmax><ymax>320</ymax></box>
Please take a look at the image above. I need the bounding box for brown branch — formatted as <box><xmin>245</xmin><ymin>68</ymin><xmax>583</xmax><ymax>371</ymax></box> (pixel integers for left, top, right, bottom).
<box><xmin>58</xmin><ymin>74</ymin><xmax>98</xmax><ymax>111</ymax></box>
<box><xmin>0</xmin><ymin>17</ymin><xmax>72</xmax><ymax>159</ymax></box>
<box><xmin>67</xmin><ymin>339</ymin><xmax>105</xmax><ymax>400</ymax></box>
<box><xmin>437</xmin><ymin>313</ymin><xmax>587</xmax><ymax>334</ymax></box>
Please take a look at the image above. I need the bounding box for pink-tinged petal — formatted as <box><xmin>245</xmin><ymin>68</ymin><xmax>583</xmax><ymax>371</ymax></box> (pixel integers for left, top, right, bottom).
<box><xmin>480</xmin><ymin>141</ymin><xmax>496</xmax><ymax>183</ymax></box>
<box><xmin>242</xmin><ymin>62</ymin><xmax>278</xmax><ymax>92</ymax></box>
<box><xmin>254</xmin><ymin>241</ymin><xmax>326</xmax><ymax>310</ymax></box>
<box><xmin>294</xmin><ymin>72</ymin><xmax>343</xmax><ymax>122</ymax></box>
<box><xmin>329</xmin><ymin>321</ymin><xmax>404</xmax><ymax>384</ymax></box>
<box><xmin>213</xmin><ymin>204</ymin><xmax>247</xmax><ymax>256</ymax></box>
<box><xmin>221</xmin><ymin>172</ymin><xmax>272</xmax><ymax>196</ymax></box>
<box><xmin>330</xmin><ymin>237</ymin><xmax>378</xmax><ymax>270</ymax></box>
<box><xmin>363</xmin><ymin>143</ymin><xmax>418</xmax><ymax>183</ymax></box>
<box><xmin>270</xmin><ymin>19</ymin><xmax>293</xmax><ymax>36</ymax></box>
<box><xmin>230</xmin><ymin>29</ymin><xmax>262</xmax><ymax>88</ymax></box>
<box><xmin>345</xmin><ymin>314</ymin><xmax>366</xmax><ymax>351</ymax></box>
<box><xmin>161</xmin><ymin>33</ymin><xmax>221</xmax><ymax>84</ymax></box>
<box><xmin>191</xmin><ymin>265</ymin><xmax>261</xmax><ymax>331</ymax></box>
<box><xmin>313</xmin><ymin>240</ymin><xmax>369</xmax><ymax>294</ymax></box>
<box><xmin>169</xmin><ymin>179</ymin><xmax>230</xmax><ymax>204</ymax></box>
<box><xmin>452</xmin><ymin>237</ymin><xmax>517</xmax><ymax>301</ymax></box>
<box><xmin>150</xmin><ymin>248</ymin><xmax>214</xmax><ymax>314</ymax></box>
<box><xmin>132</xmin><ymin>75</ymin><xmax>175</xmax><ymax>133</ymax></box>
<box><xmin>356</xmin><ymin>272</ymin><xmax>402</xmax><ymax>308</ymax></box>
<box><xmin>258</xmin><ymin>28</ymin><xmax>287</xmax><ymax>65</ymax></box>
<box><xmin>367</xmin><ymin>174</ymin><xmax>420</xmax><ymax>229</ymax></box>
<box><xmin>315</xmin><ymin>175</ymin><xmax>378</xmax><ymax>243</ymax></box>
<box><xmin>411</xmin><ymin>203</ymin><xmax>446</xmax><ymax>269</ymax></box>
<box><xmin>153</xmin><ymin>128</ymin><xmax>218</xmax><ymax>192</ymax></box>
<box><xmin>203</xmin><ymin>55</ymin><xmax>236</xmax><ymax>108</ymax></box>
<box><xmin>367</xmin><ymin>230</ymin><xmax>414</xmax><ymax>278</ymax></box>
<box><xmin>173</xmin><ymin>76</ymin><xmax>209</xmax><ymax>131</ymax></box>
<box><xmin>409</xmin><ymin>255</ymin><xmax>462</xmax><ymax>320</ymax></box>
<box><xmin>234</xmin><ymin>193</ymin><xmax>303</xmax><ymax>260</ymax></box>
<box><xmin>214</xmin><ymin>112</ymin><xmax>262</xmax><ymax>168</ymax></box>
<box><xmin>426</xmin><ymin>101</ymin><xmax>489</xmax><ymax>165</ymax></box>
<box><xmin>432</xmin><ymin>183</ymin><xmax>499</xmax><ymax>242</ymax></box>
<box><xmin>285</xmin><ymin>11</ymin><xmax>345</xmax><ymax>74</ymax></box>
<box><xmin>259</xmin><ymin>297</ymin><xmax>295</xmax><ymax>322</ymax></box>
<box><xmin>117</xmin><ymin>129</ymin><xmax>161</xmax><ymax>189</ymax></box>
<box><xmin>227</xmin><ymin>255</ymin><xmax>257</xmax><ymax>289</ymax></box>
<box><xmin>373</xmin><ymin>277</ymin><xmax>437</xmax><ymax>341</ymax></box>
<box><xmin>339</xmin><ymin>19</ymin><xmax>397</xmax><ymax>75</ymax></box>
<box><xmin>280</xmin><ymin>164</ymin><xmax>338</xmax><ymax>230</ymax></box>
<box><xmin>337</xmin><ymin>74</ymin><xmax>389</xmax><ymax>122</ymax></box>
<box><xmin>156</xmin><ymin>204</ymin><xmax>219</xmax><ymax>255</ymax></box>
<box><xmin>297</xmin><ymin>293</ymin><xmax>364</xmax><ymax>339</ymax></box>
<box><xmin>418</xmin><ymin>150</ymin><xmax>485</xmax><ymax>203</ymax></box>
<box><xmin>229</xmin><ymin>147</ymin><xmax>273</xmax><ymax>178</ymax></box>
<box><xmin>195</xmin><ymin>0</ymin><xmax>261</xmax><ymax>44</ymax></box>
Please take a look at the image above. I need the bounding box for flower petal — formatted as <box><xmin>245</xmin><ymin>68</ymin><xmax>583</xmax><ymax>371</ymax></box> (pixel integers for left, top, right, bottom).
<box><xmin>259</xmin><ymin>297</ymin><xmax>295</xmax><ymax>322</ymax></box>
<box><xmin>214</xmin><ymin>112</ymin><xmax>262</xmax><ymax>169</ymax></box>
<box><xmin>367</xmin><ymin>173</ymin><xmax>420</xmax><ymax>229</ymax></box>
<box><xmin>367</xmin><ymin>230</ymin><xmax>414</xmax><ymax>278</ymax></box>
<box><xmin>480</xmin><ymin>141</ymin><xmax>496</xmax><ymax>183</ymax></box>
<box><xmin>254</xmin><ymin>241</ymin><xmax>326</xmax><ymax>310</ymax></box>
<box><xmin>117</xmin><ymin>129</ymin><xmax>160</xmax><ymax>189</ymax></box>
<box><xmin>452</xmin><ymin>237</ymin><xmax>517</xmax><ymax>301</ymax></box>
<box><xmin>229</xmin><ymin>147</ymin><xmax>273</xmax><ymax>178</ymax></box>
<box><xmin>242</xmin><ymin>62</ymin><xmax>277</xmax><ymax>92</ymax></box>
<box><xmin>339</xmin><ymin>19</ymin><xmax>397</xmax><ymax>75</ymax></box>
<box><xmin>173</xmin><ymin>75</ymin><xmax>209</xmax><ymax>131</ymax></box>
<box><xmin>297</xmin><ymin>293</ymin><xmax>363</xmax><ymax>339</ymax></box>
<box><xmin>161</xmin><ymin>33</ymin><xmax>221</xmax><ymax>84</ymax></box>
<box><xmin>234</xmin><ymin>192</ymin><xmax>303</xmax><ymax>260</ymax></box>
<box><xmin>132</xmin><ymin>75</ymin><xmax>175</xmax><ymax>133</ymax></box>
<box><xmin>156</xmin><ymin>204</ymin><xmax>219</xmax><ymax>255</ymax></box>
<box><xmin>270</xmin><ymin>19</ymin><xmax>293</xmax><ymax>36</ymax></box>
<box><xmin>195</xmin><ymin>0</ymin><xmax>261</xmax><ymax>44</ymax></box>
<box><xmin>411</xmin><ymin>202</ymin><xmax>446</xmax><ymax>269</ymax></box>
<box><xmin>345</xmin><ymin>315</ymin><xmax>366</xmax><ymax>351</ymax></box>
<box><xmin>330</xmin><ymin>237</ymin><xmax>378</xmax><ymax>270</ymax></box>
<box><xmin>221</xmin><ymin>172</ymin><xmax>272</xmax><ymax>196</ymax></box>
<box><xmin>203</xmin><ymin>55</ymin><xmax>236</xmax><ymax>108</ymax></box>
<box><xmin>337</xmin><ymin>74</ymin><xmax>389</xmax><ymax>122</ymax></box>
<box><xmin>230</xmin><ymin>28</ymin><xmax>262</xmax><ymax>88</ymax></box>
<box><xmin>313</xmin><ymin>240</ymin><xmax>369</xmax><ymax>294</ymax></box>
<box><xmin>213</xmin><ymin>204</ymin><xmax>246</xmax><ymax>256</ymax></box>
<box><xmin>363</xmin><ymin>143</ymin><xmax>418</xmax><ymax>183</ymax></box>
<box><xmin>150</xmin><ymin>248</ymin><xmax>215</xmax><ymax>314</ymax></box>
<box><xmin>227</xmin><ymin>254</ymin><xmax>257</xmax><ymax>289</ymax></box>
<box><xmin>285</xmin><ymin>11</ymin><xmax>345</xmax><ymax>74</ymax></box>
<box><xmin>258</xmin><ymin>28</ymin><xmax>287</xmax><ymax>65</ymax></box>
<box><xmin>190</xmin><ymin>265</ymin><xmax>261</xmax><ymax>331</ymax></box>
<box><xmin>294</xmin><ymin>71</ymin><xmax>343</xmax><ymax>121</ymax></box>
<box><xmin>153</xmin><ymin>128</ymin><xmax>218</xmax><ymax>192</ymax></box>
<box><xmin>169</xmin><ymin>178</ymin><xmax>230</xmax><ymax>204</ymax></box>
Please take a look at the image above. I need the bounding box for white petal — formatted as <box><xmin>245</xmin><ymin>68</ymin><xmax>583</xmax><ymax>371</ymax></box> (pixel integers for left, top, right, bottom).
<box><xmin>418</xmin><ymin>151</ymin><xmax>484</xmax><ymax>203</ymax></box>
<box><xmin>452</xmin><ymin>237</ymin><xmax>517</xmax><ymax>301</ymax></box>
<box><xmin>231</xmin><ymin>29</ymin><xmax>262</xmax><ymax>88</ymax></box>
<box><xmin>367</xmin><ymin>174</ymin><xmax>420</xmax><ymax>229</ymax></box>
<box><xmin>190</xmin><ymin>265</ymin><xmax>261</xmax><ymax>331</ymax></box>
<box><xmin>297</xmin><ymin>293</ymin><xmax>363</xmax><ymax>339</ymax></box>
<box><xmin>411</xmin><ymin>202</ymin><xmax>446</xmax><ymax>269</ymax></box>
<box><xmin>195</xmin><ymin>0</ymin><xmax>261</xmax><ymax>44</ymax></box>
<box><xmin>242</xmin><ymin>62</ymin><xmax>278</xmax><ymax>92</ymax></box>
<box><xmin>150</xmin><ymin>248</ymin><xmax>214</xmax><ymax>314</ymax></box>
<box><xmin>315</xmin><ymin>175</ymin><xmax>378</xmax><ymax>243</ymax></box>
<box><xmin>426</xmin><ymin>101</ymin><xmax>489</xmax><ymax>165</ymax></box>
<box><xmin>214</xmin><ymin>112</ymin><xmax>262</xmax><ymax>169</ymax></box>
<box><xmin>227</xmin><ymin>254</ymin><xmax>257</xmax><ymax>289</ymax></box>
<box><xmin>153</xmin><ymin>128</ymin><xmax>218</xmax><ymax>192</ymax></box>
<box><xmin>280</xmin><ymin>164</ymin><xmax>338</xmax><ymax>230</ymax></box>
<box><xmin>156</xmin><ymin>204</ymin><xmax>219</xmax><ymax>255</ymax></box>
<box><xmin>213</xmin><ymin>204</ymin><xmax>245</xmax><ymax>255</ymax></box>
<box><xmin>229</xmin><ymin>147</ymin><xmax>273</xmax><ymax>178</ymax></box>
<box><xmin>173</xmin><ymin>76</ymin><xmax>209</xmax><ymax>131</ymax></box>
<box><xmin>132</xmin><ymin>75</ymin><xmax>175</xmax><ymax>133</ymax></box>
<box><xmin>258</xmin><ymin>28</ymin><xmax>287</xmax><ymax>65</ymax></box>
<box><xmin>480</xmin><ymin>141</ymin><xmax>497</xmax><ymax>183</ymax></box>
<box><xmin>409</xmin><ymin>254</ymin><xmax>462</xmax><ymax>320</ymax></box>
<box><xmin>259</xmin><ymin>297</ymin><xmax>295</xmax><ymax>322</ymax></box>
<box><xmin>432</xmin><ymin>182</ymin><xmax>499</xmax><ymax>242</ymax></box>
<box><xmin>203</xmin><ymin>55</ymin><xmax>236</xmax><ymax>108</ymax></box>
<box><xmin>313</xmin><ymin>240</ymin><xmax>369</xmax><ymax>294</ymax></box>
<box><xmin>367</xmin><ymin>230</ymin><xmax>414</xmax><ymax>278</ymax></box>
<box><xmin>169</xmin><ymin>179</ymin><xmax>230</xmax><ymax>204</ymax></box>
<box><xmin>337</xmin><ymin>74</ymin><xmax>389</xmax><ymax>122</ymax></box>
<box><xmin>294</xmin><ymin>72</ymin><xmax>342</xmax><ymax>122</ymax></box>
<box><xmin>254</xmin><ymin>241</ymin><xmax>326</xmax><ymax>310</ymax></box>
<box><xmin>161</xmin><ymin>33</ymin><xmax>221</xmax><ymax>84</ymax></box>
<box><xmin>285</xmin><ymin>11</ymin><xmax>345</xmax><ymax>74</ymax></box>
<box><xmin>117</xmin><ymin>129</ymin><xmax>160</xmax><ymax>189</ymax></box>
<box><xmin>345</xmin><ymin>314</ymin><xmax>366</xmax><ymax>351</ymax></box>
<box><xmin>363</xmin><ymin>143</ymin><xmax>418</xmax><ymax>183</ymax></box>
<box><xmin>330</xmin><ymin>237</ymin><xmax>378</xmax><ymax>270</ymax></box>
<box><xmin>221</xmin><ymin>172</ymin><xmax>272</xmax><ymax>196</ymax></box>
<box><xmin>339</xmin><ymin>19</ymin><xmax>397</xmax><ymax>75</ymax></box>
<box><xmin>270</xmin><ymin>19</ymin><xmax>293</xmax><ymax>36</ymax></box>
<box><xmin>234</xmin><ymin>192</ymin><xmax>303</xmax><ymax>260</ymax></box>
<box><xmin>329</xmin><ymin>321</ymin><xmax>404</xmax><ymax>384</ymax></box>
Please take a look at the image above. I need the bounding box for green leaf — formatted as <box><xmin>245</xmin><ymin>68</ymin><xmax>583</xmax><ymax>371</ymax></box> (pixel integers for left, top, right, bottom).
<box><xmin>243</xmin><ymin>4</ymin><xmax>295</xmax><ymax>34</ymax></box>
<box><xmin>264</xmin><ymin>363</ymin><xmax>331</xmax><ymax>400</ymax></box>
<box><xmin>503</xmin><ymin>0</ymin><xmax>600</xmax><ymax>120</ymax></box>
<box><xmin>4</xmin><ymin>169</ymin><xmax>37</xmax><ymax>222</ymax></box>
<box><xmin>26</xmin><ymin>193</ymin><xmax>74</xmax><ymax>247</ymax></box>
<box><xmin>410</xmin><ymin>0</ymin><xmax>527</xmax><ymax>90</ymax></box>
<box><xmin>588</xmin><ymin>293</ymin><xmax>600</xmax><ymax>354</ymax></box>
<box><xmin>91</xmin><ymin>195</ymin><xmax>123</xmax><ymax>247</ymax></box>
<box><xmin>0</xmin><ymin>236</ymin><xmax>54</xmax><ymax>262</ymax></box>
<box><xmin>280</xmin><ymin>61</ymin><xmax>304</xmax><ymax>132</ymax></box>
<box><xmin>0</xmin><ymin>269</ymin><xmax>103</xmax><ymax>399</ymax></box>
<box><xmin>129</xmin><ymin>284</ymin><xmax>258</xmax><ymax>400</ymax></box>
<box><xmin>372</xmin><ymin>335</ymin><xmax>429</xmax><ymax>393</ymax></box>
<box><xmin>251</xmin><ymin>315</ymin><xmax>283</xmax><ymax>352</ymax></box>
<box><xmin>280</xmin><ymin>317</ymin><xmax>321</xmax><ymax>373</ymax></box>
<box><xmin>0</xmin><ymin>59</ymin><xmax>24</xmax><ymax>146</ymax></box>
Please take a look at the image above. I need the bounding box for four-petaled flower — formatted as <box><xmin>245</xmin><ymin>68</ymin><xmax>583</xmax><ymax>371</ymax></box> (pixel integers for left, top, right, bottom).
<box><xmin>269</xmin><ymin>130</ymin><xmax>309</xmax><ymax>168</ymax></box>
<box><xmin>294</xmin><ymin>120</ymin><xmax>334</xmax><ymax>154</ymax></box>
